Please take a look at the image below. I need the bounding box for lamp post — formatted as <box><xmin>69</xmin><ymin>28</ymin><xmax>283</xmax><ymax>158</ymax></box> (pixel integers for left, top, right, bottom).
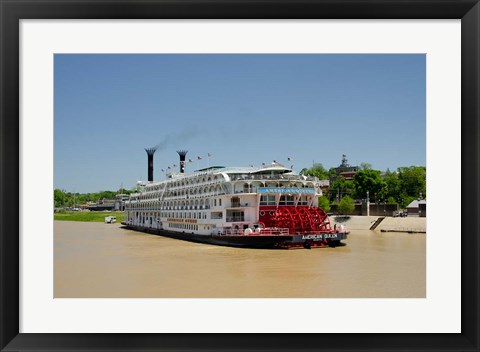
<box><xmin>366</xmin><ymin>191</ymin><xmax>370</xmax><ymax>217</ymax></box>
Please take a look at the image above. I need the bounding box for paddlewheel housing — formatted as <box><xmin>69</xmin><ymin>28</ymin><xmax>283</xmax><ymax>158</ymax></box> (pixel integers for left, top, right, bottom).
<box><xmin>259</xmin><ymin>206</ymin><xmax>333</xmax><ymax>235</ymax></box>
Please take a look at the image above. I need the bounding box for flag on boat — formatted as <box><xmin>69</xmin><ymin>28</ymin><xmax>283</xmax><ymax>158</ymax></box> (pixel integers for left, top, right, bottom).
<box><xmin>288</xmin><ymin>157</ymin><xmax>292</xmax><ymax>161</ymax></box>
<box><xmin>167</xmin><ymin>166</ymin><xmax>171</xmax><ymax>169</ymax></box>
<box><xmin>197</xmin><ymin>156</ymin><xmax>202</xmax><ymax>160</ymax></box>
<box><xmin>188</xmin><ymin>159</ymin><xmax>193</xmax><ymax>163</ymax></box>
<box><xmin>161</xmin><ymin>169</ymin><xmax>165</xmax><ymax>172</ymax></box>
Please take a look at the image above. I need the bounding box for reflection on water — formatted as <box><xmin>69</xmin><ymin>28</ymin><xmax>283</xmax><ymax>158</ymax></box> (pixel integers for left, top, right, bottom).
<box><xmin>54</xmin><ymin>221</ymin><xmax>426</xmax><ymax>298</ymax></box>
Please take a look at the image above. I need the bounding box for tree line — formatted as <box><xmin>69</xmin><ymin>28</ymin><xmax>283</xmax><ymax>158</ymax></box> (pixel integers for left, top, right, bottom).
<box><xmin>54</xmin><ymin>188</ymin><xmax>134</xmax><ymax>208</ymax></box>
<box><xmin>301</xmin><ymin>163</ymin><xmax>426</xmax><ymax>210</ymax></box>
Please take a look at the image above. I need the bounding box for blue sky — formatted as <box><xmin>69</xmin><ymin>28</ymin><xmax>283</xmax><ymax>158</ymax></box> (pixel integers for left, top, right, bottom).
<box><xmin>54</xmin><ymin>54</ymin><xmax>425</xmax><ymax>193</ymax></box>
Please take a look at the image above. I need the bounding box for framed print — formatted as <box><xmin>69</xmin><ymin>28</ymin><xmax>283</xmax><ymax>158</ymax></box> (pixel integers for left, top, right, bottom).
<box><xmin>1</xmin><ymin>0</ymin><xmax>479</xmax><ymax>351</ymax></box>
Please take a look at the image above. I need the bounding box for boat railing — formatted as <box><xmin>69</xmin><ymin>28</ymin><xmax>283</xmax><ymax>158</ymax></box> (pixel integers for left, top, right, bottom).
<box><xmin>229</xmin><ymin>202</ymin><xmax>249</xmax><ymax>208</ymax></box>
<box><xmin>296</xmin><ymin>230</ymin><xmax>334</xmax><ymax>235</ymax></box>
<box><xmin>228</xmin><ymin>174</ymin><xmax>317</xmax><ymax>182</ymax></box>
<box><xmin>226</xmin><ymin>216</ymin><xmax>245</xmax><ymax>222</ymax></box>
<box><xmin>257</xmin><ymin>228</ymin><xmax>290</xmax><ymax>235</ymax></box>
<box><xmin>223</xmin><ymin>227</ymin><xmax>290</xmax><ymax>236</ymax></box>
<box><xmin>234</xmin><ymin>188</ymin><xmax>257</xmax><ymax>194</ymax></box>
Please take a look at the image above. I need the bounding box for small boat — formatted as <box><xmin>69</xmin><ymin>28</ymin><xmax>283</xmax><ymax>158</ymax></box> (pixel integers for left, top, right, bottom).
<box><xmin>105</xmin><ymin>216</ymin><xmax>117</xmax><ymax>224</ymax></box>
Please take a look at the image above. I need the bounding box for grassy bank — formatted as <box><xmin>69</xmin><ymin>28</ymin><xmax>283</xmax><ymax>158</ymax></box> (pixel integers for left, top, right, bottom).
<box><xmin>54</xmin><ymin>211</ymin><xmax>125</xmax><ymax>223</ymax></box>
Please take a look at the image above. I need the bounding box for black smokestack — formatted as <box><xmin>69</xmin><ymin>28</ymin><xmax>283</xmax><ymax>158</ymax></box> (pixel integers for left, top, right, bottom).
<box><xmin>145</xmin><ymin>147</ymin><xmax>157</xmax><ymax>182</ymax></box>
<box><xmin>177</xmin><ymin>150</ymin><xmax>188</xmax><ymax>173</ymax></box>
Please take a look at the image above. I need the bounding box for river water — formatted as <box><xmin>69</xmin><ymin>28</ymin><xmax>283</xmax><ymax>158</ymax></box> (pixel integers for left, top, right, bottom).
<box><xmin>54</xmin><ymin>221</ymin><xmax>426</xmax><ymax>298</ymax></box>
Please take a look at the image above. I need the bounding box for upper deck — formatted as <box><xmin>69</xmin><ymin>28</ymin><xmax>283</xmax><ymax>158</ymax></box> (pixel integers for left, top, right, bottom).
<box><xmin>127</xmin><ymin>164</ymin><xmax>321</xmax><ymax>202</ymax></box>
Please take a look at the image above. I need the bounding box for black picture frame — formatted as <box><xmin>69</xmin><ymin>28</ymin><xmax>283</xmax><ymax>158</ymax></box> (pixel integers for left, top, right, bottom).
<box><xmin>1</xmin><ymin>0</ymin><xmax>479</xmax><ymax>351</ymax></box>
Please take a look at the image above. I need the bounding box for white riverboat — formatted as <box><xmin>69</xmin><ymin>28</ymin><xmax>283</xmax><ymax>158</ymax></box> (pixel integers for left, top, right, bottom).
<box><xmin>122</xmin><ymin>151</ymin><xmax>347</xmax><ymax>249</ymax></box>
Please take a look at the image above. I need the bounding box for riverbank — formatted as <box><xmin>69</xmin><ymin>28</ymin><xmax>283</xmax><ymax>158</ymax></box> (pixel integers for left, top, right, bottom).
<box><xmin>54</xmin><ymin>212</ymin><xmax>426</xmax><ymax>232</ymax></box>
<box><xmin>54</xmin><ymin>211</ymin><xmax>124</xmax><ymax>222</ymax></box>
<box><xmin>331</xmin><ymin>215</ymin><xmax>426</xmax><ymax>233</ymax></box>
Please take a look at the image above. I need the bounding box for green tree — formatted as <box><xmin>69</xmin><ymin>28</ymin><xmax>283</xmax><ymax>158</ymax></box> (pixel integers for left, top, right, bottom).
<box><xmin>360</xmin><ymin>162</ymin><xmax>372</xmax><ymax>170</ymax></box>
<box><xmin>76</xmin><ymin>193</ymin><xmax>93</xmax><ymax>204</ymax></box>
<box><xmin>328</xmin><ymin>167</ymin><xmax>337</xmax><ymax>180</ymax></box>
<box><xmin>97</xmin><ymin>190</ymin><xmax>117</xmax><ymax>200</ymax></box>
<box><xmin>302</xmin><ymin>163</ymin><xmax>329</xmax><ymax>180</ymax></box>
<box><xmin>63</xmin><ymin>192</ymin><xmax>75</xmax><ymax>207</ymax></box>
<box><xmin>329</xmin><ymin>177</ymin><xmax>355</xmax><ymax>201</ymax></box>
<box><xmin>338</xmin><ymin>195</ymin><xmax>355</xmax><ymax>215</ymax></box>
<box><xmin>353</xmin><ymin>169</ymin><xmax>386</xmax><ymax>200</ymax></box>
<box><xmin>318</xmin><ymin>195</ymin><xmax>331</xmax><ymax>212</ymax></box>
<box><xmin>383</xmin><ymin>169</ymin><xmax>401</xmax><ymax>201</ymax></box>
<box><xmin>54</xmin><ymin>189</ymin><xmax>67</xmax><ymax>208</ymax></box>
<box><xmin>53</xmin><ymin>188</ymin><xmax>137</xmax><ymax>209</ymax></box>
<box><xmin>387</xmin><ymin>196</ymin><xmax>397</xmax><ymax>204</ymax></box>
<box><xmin>117</xmin><ymin>188</ymin><xmax>134</xmax><ymax>195</ymax></box>
<box><xmin>398</xmin><ymin>166</ymin><xmax>426</xmax><ymax>199</ymax></box>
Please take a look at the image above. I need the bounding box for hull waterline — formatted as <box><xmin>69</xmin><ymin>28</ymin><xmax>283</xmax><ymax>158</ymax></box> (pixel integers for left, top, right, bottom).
<box><xmin>122</xmin><ymin>223</ymin><xmax>347</xmax><ymax>249</ymax></box>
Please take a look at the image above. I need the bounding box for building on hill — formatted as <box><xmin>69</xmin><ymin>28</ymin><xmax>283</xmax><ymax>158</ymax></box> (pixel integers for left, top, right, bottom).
<box><xmin>333</xmin><ymin>154</ymin><xmax>359</xmax><ymax>181</ymax></box>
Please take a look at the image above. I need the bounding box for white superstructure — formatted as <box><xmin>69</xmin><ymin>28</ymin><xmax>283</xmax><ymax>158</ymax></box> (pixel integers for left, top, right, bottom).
<box><xmin>124</xmin><ymin>164</ymin><xmax>323</xmax><ymax>236</ymax></box>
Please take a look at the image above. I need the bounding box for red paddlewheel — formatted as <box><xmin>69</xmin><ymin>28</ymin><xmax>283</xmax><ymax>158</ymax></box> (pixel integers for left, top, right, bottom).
<box><xmin>270</xmin><ymin>206</ymin><xmax>332</xmax><ymax>234</ymax></box>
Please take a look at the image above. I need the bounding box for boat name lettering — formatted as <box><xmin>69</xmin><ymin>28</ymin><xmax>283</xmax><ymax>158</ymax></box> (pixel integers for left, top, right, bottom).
<box><xmin>302</xmin><ymin>234</ymin><xmax>338</xmax><ymax>240</ymax></box>
<box><xmin>258</xmin><ymin>187</ymin><xmax>315</xmax><ymax>194</ymax></box>
<box><xmin>167</xmin><ymin>218</ymin><xmax>197</xmax><ymax>224</ymax></box>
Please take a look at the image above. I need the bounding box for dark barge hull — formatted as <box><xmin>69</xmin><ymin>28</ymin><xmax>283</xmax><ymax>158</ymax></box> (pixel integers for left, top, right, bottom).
<box><xmin>121</xmin><ymin>223</ymin><xmax>347</xmax><ymax>249</ymax></box>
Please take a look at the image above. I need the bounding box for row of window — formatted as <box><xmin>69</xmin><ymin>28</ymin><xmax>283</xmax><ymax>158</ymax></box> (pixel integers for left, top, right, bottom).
<box><xmin>128</xmin><ymin>211</ymin><xmax>210</xmax><ymax>220</ymax></box>
<box><xmin>133</xmin><ymin>187</ymin><xmax>224</xmax><ymax>201</ymax></box>
<box><xmin>126</xmin><ymin>198</ymin><xmax>223</xmax><ymax>210</ymax></box>
<box><xmin>144</xmin><ymin>175</ymin><xmax>223</xmax><ymax>192</ymax></box>
<box><xmin>259</xmin><ymin>195</ymin><xmax>309</xmax><ymax>206</ymax></box>
<box><xmin>136</xmin><ymin>180</ymin><xmax>315</xmax><ymax>202</ymax></box>
<box><xmin>161</xmin><ymin>212</ymin><xmax>208</xmax><ymax>219</ymax></box>
<box><xmin>169</xmin><ymin>223</ymin><xmax>200</xmax><ymax>231</ymax></box>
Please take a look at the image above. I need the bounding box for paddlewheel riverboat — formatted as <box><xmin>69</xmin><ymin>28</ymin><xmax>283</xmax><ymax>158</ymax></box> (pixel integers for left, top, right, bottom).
<box><xmin>122</xmin><ymin>150</ymin><xmax>347</xmax><ymax>249</ymax></box>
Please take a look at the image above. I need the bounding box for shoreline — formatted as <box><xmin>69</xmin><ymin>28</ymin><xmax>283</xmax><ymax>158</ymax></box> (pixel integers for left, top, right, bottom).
<box><xmin>331</xmin><ymin>215</ymin><xmax>426</xmax><ymax>233</ymax></box>
<box><xmin>54</xmin><ymin>213</ymin><xmax>427</xmax><ymax>234</ymax></box>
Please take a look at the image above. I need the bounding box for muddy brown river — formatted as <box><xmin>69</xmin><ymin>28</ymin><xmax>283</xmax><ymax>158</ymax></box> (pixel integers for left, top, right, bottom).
<box><xmin>54</xmin><ymin>221</ymin><xmax>426</xmax><ymax>298</ymax></box>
